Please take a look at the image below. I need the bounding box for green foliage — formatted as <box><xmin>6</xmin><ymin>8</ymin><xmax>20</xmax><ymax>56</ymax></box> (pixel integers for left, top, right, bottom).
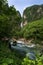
<box><xmin>21</xmin><ymin>18</ymin><xmax>43</xmax><ymax>43</ymax></box>
<box><xmin>0</xmin><ymin>0</ymin><xmax>21</xmax><ymax>38</ymax></box>
<box><xmin>0</xmin><ymin>1</ymin><xmax>43</xmax><ymax>65</ymax></box>
<box><xmin>23</xmin><ymin>5</ymin><xmax>43</xmax><ymax>23</ymax></box>
<box><xmin>0</xmin><ymin>41</ymin><xmax>43</xmax><ymax>65</ymax></box>
<box><xmin>22</xmin><ymin>55</ymin><xmax>43</xmax><ymax>65</ymax></box>
<box><xmin>0</xmin><ymin>41</ymin><xmax>22</xmax><ymax>65</ymax></box>
<box><xmin>1</xmin><ymin>58</ymin><xmax>14</xmax><ymax>65</ymax></box>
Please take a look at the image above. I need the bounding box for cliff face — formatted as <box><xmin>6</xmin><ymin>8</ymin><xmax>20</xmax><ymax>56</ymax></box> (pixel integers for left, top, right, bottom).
<box><xmin>23</xmin><ymin>5</ymin><xmax>43</xmax><ymax>24</ymax></box>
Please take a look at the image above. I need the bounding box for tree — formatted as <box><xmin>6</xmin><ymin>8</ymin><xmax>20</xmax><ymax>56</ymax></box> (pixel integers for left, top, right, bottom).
<box><xmin>0</xmin><ymin>0</ymin><xmax>22</xmax><ymax>39</ymax></box>
<box><xmin>21</xmin><ymin>18</ymin><xmax>43</xmax><ymax>41</ymax></box>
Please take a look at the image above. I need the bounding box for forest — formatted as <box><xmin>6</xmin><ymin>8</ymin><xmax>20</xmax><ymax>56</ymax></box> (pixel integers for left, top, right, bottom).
<box><xmin>0</xmin><ymin>0</ymin><xmax>43</xmax><ymax>65</ymax></box>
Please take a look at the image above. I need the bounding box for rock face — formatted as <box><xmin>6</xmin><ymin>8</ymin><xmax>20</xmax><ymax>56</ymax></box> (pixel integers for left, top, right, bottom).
<box><xmin>23</xmin><ymin>5</ymin><xmax>43</xmax><ymax>25</ymax></box>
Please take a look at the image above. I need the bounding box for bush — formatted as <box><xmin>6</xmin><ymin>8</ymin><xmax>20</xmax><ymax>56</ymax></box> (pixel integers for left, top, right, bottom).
<box><xmin>21</xmin><ymin>18</ymin><xmax>43</xmax><ymax>43</ymax></box>
<box><xmin>22</xmin><ymin>55</ymin><xmax>43</xmax><ymax>65</ymax></box>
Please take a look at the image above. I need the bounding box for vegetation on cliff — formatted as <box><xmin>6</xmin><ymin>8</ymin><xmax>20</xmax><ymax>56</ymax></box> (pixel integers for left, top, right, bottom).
<box><xmin>23</xmin><ymin>5</ymin><xmax>43</xmax><ymax>23</ymax></box>
<box><xmin>21</xmin><ymin>18</ymin><xmax>43</xmax><ymax>44</ymax></box>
